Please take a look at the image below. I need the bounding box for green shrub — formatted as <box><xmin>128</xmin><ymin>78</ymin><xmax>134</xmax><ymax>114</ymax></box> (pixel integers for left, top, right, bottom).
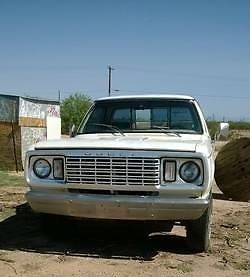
<box><xmin>206</xmin><ymin>121</ymin><xmax>219</xmax><ymax>138</ymax></box>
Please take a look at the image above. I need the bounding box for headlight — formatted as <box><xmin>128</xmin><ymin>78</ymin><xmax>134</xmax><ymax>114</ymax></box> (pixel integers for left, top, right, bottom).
<box><xmin>179</xmin><ymin>161</ymin><xmax>200</xmax><ymax>183</ymax></box>
<box><xmin>33</xmin><ymin>159</ymin><xmax>51</xmax><ymax>178</ymax></box>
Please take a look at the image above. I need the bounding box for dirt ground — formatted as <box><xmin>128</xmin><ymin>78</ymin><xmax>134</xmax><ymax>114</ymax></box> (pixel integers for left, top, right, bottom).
<box><xmin>0</xmin><ymin>166</ymin><xmax>249</xmax><ymax>276</ymax></box>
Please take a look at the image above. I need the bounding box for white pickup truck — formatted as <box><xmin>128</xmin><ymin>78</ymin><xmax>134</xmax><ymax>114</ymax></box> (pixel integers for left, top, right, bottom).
<box><xmin>25</xmin><ymin>94</ymin><xmax>214</xmax><ymax>252</ymax></box>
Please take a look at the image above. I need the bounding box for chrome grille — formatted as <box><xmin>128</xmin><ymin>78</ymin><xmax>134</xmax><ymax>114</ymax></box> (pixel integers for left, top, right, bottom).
<box><xmin>65</xmin><ymin>157</ymin><xmax>160</xmax><ymax>186</ymax></box>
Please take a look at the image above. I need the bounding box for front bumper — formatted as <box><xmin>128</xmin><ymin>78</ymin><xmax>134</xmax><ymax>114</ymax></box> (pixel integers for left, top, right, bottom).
<box><xmin>26</xmin><ymin>190</ymin><xmax>209</xmax><ymax>221</ymax></box>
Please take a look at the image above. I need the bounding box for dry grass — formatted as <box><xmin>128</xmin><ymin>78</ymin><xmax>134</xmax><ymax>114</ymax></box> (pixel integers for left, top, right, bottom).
<box><xmin>0</xmin><ymin>170</ymin><xmax>25</xmax><ymax>187</ymax></box>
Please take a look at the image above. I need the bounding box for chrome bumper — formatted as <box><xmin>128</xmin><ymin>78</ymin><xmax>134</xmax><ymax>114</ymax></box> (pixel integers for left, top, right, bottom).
<box><xmin>26</xmin><ymin>191</ymin><xmax>209</xmax><ymax>221</ymax></box>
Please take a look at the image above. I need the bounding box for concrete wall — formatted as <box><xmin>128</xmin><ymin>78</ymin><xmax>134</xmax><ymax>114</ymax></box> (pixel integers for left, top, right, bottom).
<box><xmin>19</xmin><ymin>97</ymin><xmax>60</xmax><ymax>120</ymax></box>
<box><xmin>20</xmin><ymin>127</ymin><xmax>47</xmax><ymax>166</ymax></box>
<box><xmin>0</xmin><ymin>95</ymin><xmax>18</xmax><ymax>122</ymax></box>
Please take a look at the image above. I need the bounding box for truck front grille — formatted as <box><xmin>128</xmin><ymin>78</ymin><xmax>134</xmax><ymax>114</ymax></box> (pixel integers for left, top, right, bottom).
<box><xmin>65</xmin><ymin>157</ymin><xmax>160</xmax><ymax>186</ymax></box>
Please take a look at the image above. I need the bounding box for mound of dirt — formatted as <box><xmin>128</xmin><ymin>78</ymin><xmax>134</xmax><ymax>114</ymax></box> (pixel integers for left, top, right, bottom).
<box><xmin>215</xmin><ymin>137</ymin><xmax>250</xmax><ymax>201</ymax></box>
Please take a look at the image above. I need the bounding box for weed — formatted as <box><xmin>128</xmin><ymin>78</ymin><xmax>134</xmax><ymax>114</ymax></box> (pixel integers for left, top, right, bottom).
<box><xmin>232</xmin><ymin>260</ymin><xmax>250</xmax><ymax>271</ymax></box>
<box><xmin>0</xmin><ymin>170</ymin><xmax>25</xmax><ymax>187</ymax></box>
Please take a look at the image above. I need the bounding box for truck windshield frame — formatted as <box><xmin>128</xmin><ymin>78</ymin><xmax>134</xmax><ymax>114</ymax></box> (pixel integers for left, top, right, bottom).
<box><xmin>78</xmin><ymin>99</ymin><xmax>203</xmax><ymax>135</ymax></box>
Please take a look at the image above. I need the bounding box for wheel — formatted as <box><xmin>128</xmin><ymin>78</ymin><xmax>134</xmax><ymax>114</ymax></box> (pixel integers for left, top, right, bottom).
<box><xmin>186</xmin><ymin>195</ymin><xmax>213</xmax><ymax>252</ymax></box>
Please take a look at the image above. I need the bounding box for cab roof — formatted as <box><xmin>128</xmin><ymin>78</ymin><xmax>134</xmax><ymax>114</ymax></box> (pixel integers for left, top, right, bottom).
<box><xmin>96</xmin><ymin>94</ymin><xmax>195</xmax><ymax>102</ymax></box>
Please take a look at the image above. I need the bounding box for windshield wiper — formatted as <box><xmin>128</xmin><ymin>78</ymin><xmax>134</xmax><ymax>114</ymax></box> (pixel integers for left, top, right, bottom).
<box><xmin>90</xmin><ymin>123</ymin><xmax>125</xmax><ymax>136</ymax></box>
<box><xmin>152</xmin><ymin>125</ymin><xmax>181</xmax><ymax>137</ymax></box>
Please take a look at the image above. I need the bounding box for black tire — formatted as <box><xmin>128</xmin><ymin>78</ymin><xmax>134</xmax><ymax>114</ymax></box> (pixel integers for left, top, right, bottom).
<box><xmin>186</xmin><ymin>195</ymin><xmax>213</xmax><ymax>252</ymax></box>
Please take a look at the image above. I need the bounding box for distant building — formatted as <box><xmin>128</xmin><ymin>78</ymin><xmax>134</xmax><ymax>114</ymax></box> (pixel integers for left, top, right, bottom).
<box><xmin>0</xmin><ymin>94</ymin><xmax>61</xmax><ymax>171</ymax></box>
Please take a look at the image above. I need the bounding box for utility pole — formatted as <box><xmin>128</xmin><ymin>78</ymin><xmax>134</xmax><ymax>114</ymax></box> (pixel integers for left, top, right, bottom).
<box><xmin>108</xmin><ymin>65</ymin><xmax>114</xmax><ymax>96</ymax></box>
<box><xmin>58</xmin><ymin>89</ymin><xmax>61</xmax><ymax>102</ymax></box>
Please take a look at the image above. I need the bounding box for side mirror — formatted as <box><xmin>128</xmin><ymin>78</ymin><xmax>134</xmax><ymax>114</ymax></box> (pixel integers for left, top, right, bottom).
<box><xmin>69</xmin><ymin>124</ymin><xmax>77</xmax><ymax>137</ymax></box>
<box><xmin>218</xmin><ymin>122</ymin><xmax>229</xmax><ymax>139</ymax></box>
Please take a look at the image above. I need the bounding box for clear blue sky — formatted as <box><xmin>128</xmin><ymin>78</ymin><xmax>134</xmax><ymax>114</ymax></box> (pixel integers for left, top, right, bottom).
<box><xmin>0</xmin><ymin>0</ymin><xmax>250</xmax><ymax>120</ymax></box>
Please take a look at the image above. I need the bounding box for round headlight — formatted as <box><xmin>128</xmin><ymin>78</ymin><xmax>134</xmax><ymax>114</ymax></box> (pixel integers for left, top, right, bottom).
<box><xmin>179</xmin><ymin>161</ymin><xmax>200</xmax><ymax>183</ymax></box>
<box><xmin>33</xmin><ymin>159</ymin><xmax>51</xmax><ymax>178</ymax></box>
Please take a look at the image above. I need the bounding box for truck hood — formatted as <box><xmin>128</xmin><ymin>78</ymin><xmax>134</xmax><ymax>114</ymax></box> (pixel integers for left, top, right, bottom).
<box><xmin>34</xmin><ymin>133</ymin><xmax>211</xmax><ymax>154</ymax></box>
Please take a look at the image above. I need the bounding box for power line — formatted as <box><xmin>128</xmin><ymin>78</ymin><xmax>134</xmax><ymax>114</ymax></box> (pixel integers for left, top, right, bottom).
<box><xmin>113</xmin><ymin>65</ymin><xmax>250</xmax><ymax>83</ymax></box>
<box><xmin>195</xmin><ymin>94</ymin><xmax>250</xmax><ymax>100</ymax></box>
<box><xmin>112</xmin><ymin>89</ymin><xmax>250</xmax><ymax>100</ymax></box>
<box><xmin>1</xmin><ymin>88</ymin><xmax>250</xmax><ymax>101</ymax></box>
<box><xmin>1</xmin><ymin>63</ymin><xmax>250</xmax><ymax>83</ymax></box>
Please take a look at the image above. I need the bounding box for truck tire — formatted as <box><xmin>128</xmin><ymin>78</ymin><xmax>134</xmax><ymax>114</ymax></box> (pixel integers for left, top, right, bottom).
<box><xmin>186</xmin><ymin>195</ymin><xmax>213</xmax><ymax>252</ymax></box>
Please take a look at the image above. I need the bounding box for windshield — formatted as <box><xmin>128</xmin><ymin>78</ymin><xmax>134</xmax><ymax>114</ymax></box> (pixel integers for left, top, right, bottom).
<box><xmin>78</xmin><ymin>99</ymin><xmax>203</xmax><ymax>134</ymax></box>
